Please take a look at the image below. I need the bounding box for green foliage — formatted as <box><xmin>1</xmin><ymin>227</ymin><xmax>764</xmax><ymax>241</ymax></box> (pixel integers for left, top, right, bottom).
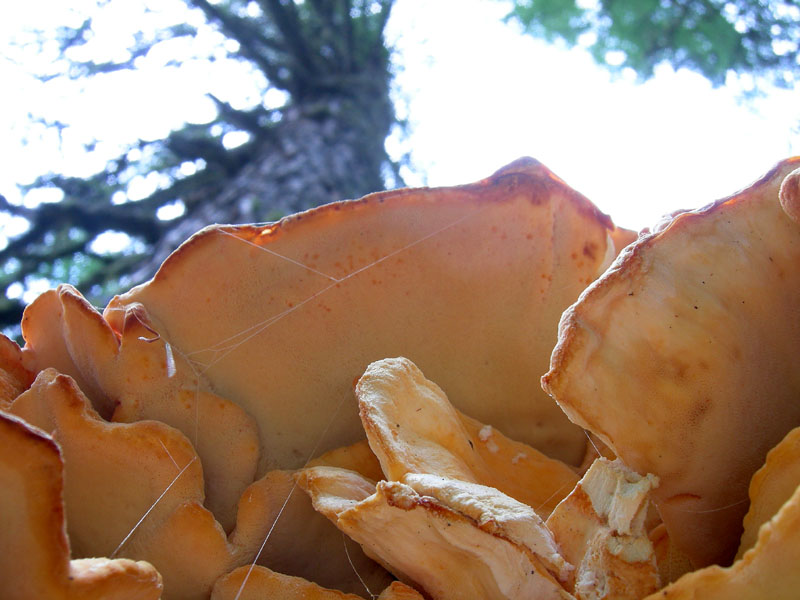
<box><xmin>507</xmin><ymin>0</ymin><xmax>800</xmax><ymax>87</ymax></box>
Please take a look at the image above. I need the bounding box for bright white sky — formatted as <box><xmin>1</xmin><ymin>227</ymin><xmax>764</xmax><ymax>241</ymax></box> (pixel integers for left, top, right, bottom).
<box><xmin>387</xmin><ymin>1</ymin><xmax>800</xmax><ymax>229</ymax></box>
<box><xmin>0</xmin><ymin>0</ymin><xmax>798</xmax><ymax>238</ymax></box>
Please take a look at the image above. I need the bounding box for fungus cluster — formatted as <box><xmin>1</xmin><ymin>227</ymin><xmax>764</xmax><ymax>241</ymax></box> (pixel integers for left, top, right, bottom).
<box><xmin>1</xmin><ymin>157</ymin><xmax>799</xmax><ymax>599</ymax></box>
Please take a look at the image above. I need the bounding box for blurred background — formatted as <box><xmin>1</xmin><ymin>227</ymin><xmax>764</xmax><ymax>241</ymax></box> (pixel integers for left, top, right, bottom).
<box><xmin>1</xmin><ymin>0</ymin><xmax>798</xmax><ymax>333</ymax></box>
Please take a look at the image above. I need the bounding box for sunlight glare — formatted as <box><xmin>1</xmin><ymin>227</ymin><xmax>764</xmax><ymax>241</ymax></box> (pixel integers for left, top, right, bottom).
<box><xmin>90</xmin><ymin>230</ymin><xmax>133</xmax><ymax>254</ymax></box>
<box><xmin>157</xmin><ymin>199</ymin><xmax>186</xmax><ymax>221</ymax></box>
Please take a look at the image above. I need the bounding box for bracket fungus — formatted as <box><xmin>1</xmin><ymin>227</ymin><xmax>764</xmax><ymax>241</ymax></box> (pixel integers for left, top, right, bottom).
<box><xmin>545</xmin><ymin>458</ymin><xmax>661</xmax><ymax>599</ymax></box>
<box><xmin>736</xmin><ymin>426</ymin><xmax>800</xmax><ymax>559</ymax></box>
<box><xmin>2</xmin><ymin>157</ymin><xmax>800</xmax><ymax>599</ymax></box>
<box><xmin>4</xmin><ymin>367</ymin><xmax>323</xmax><ymax>598</ymax></box>
<box><xmin>355</xmin><ymin>356</ymin><xmax>579</xmax><ymax>517</ymax></box>
<box><xmin>21</xmin><ymin>285</ymin><xmax>261</xmax><ymax>533</ymax></box>
<box><xmin>299</xmin><ymin>468</ymin><xmax>575</xmax><ymax>600</ymax></box>
<box><xmin>107</xmin><ymin>157</ymin><xmax>629</xmax><ymax>471</ymax></box>
<box><xmin>542</xmin><ymin>157</ymin><xmax>800</xmax><ymax>569</ymax></box>
<box><xmin>643</xmin><ymin>482</ymin><xmax>800</xmax><ymax>599</ymax></box>
<box><xmin>210</xmin><ymin>566</ymin><xmax>423</xmax><ymax>600</ymax></box>
<box><xmin>0</xmin><ymin>335</ymin><xmax>34</xmax><ymax>409</ymax></box>
<box><xmin>299</xmin><ymin>357</ymin><xmax>662</xmax><ymax>600</ymax></box>
<box><xmin>0</xmin><ymin>411</ymin><xmax>162</xmax><ymax>599</ymax></box>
